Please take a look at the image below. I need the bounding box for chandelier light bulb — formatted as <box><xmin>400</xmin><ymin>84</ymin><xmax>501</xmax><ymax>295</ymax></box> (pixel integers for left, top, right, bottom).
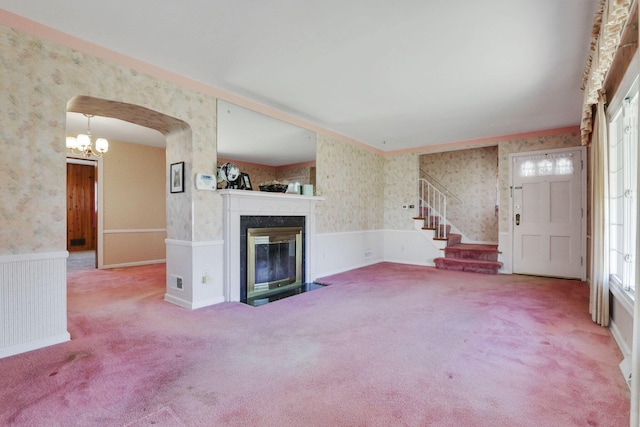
<box><xmin>66</xmin><ymin>136</ymin><xmax>78</xmax><ymax>149</ymax></box>
<box><xmin>76</xmin><ymin>133</ymin><xmax>91</xmax><ymax>151</ymax></box>
<box><xmin>95</xmin><ymin>137</ymin><xmax>109</xmax><ymax>153</ymax></box>
<box><xmin>66</xmin><ymin>114</ymin><xmax>109</xmax><ymax>157</ymax></box>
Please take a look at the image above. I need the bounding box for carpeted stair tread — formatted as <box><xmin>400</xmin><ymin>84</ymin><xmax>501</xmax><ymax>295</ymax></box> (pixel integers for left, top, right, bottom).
<box><xmin>445</xmin><ymin>243</ymin><xmax>499</xmax><ymax>262</ymax></box>
<box><xmin>434</xmin><ymin>257</ymin><xmax>502</xmax><ymax>274</ymax></box>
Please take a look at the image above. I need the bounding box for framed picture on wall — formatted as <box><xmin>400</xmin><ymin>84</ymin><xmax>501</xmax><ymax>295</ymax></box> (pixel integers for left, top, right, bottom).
<box><xmin>170</xmin><ymin>162</ymin><xmax>185</xmax><ymax>193</ymax></box>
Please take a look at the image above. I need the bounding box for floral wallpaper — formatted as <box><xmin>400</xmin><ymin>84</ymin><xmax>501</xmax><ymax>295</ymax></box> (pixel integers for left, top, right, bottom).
<box><xmin>419</xmin><ymin>146</ymin><xmax>499</xmax><ymax>242</ymax></box>
<box><xmin>316</xmin><ymin>134</ymin><xmax>384</xmax><ymax>233</ymax></box>
<box><xmin>384</xmin><ymin>153</ymin><xmax>420</xmax><ymax>230</ymax></box>
<box><xmin>0</xmin><ymin>22</ymin><xmax>584</xmax><ymax>258</ymax></box>
<box><xmin>276</xmin><ymin>165</ymin><xmax>316</xmax><ymax>187</ymax></box>
<box><xmin>0</xmin><ymin>24</ymin><xmax>218</xmax><ymax>254</ymax></box>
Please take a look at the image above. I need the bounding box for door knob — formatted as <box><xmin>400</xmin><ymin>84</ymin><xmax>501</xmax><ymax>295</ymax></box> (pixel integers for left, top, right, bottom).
<box><xmin>515</xmin><ymin>213</ymin><xmax>520</xmax><ymax>226</ymax></box>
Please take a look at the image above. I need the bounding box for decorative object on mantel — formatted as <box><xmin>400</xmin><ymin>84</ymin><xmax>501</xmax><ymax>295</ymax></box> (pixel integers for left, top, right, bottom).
<box><xmin>239</xmin><ymin>173</ymin><xmax>252</xmax><ymax>190</ymax></box>
<box><xmin>66</xmin><ymin>114</ymin><xmax>109</xmax><ymax>157</ymax></box>
<box><xmin>217</xmin><ymin>162</ymin><xmax>241</xmax><ymax>189</ymax></box>
<box><xmin>259</xmin><ymin>180</ymin><xmax>288</xmax><ymax>192</ymax></box>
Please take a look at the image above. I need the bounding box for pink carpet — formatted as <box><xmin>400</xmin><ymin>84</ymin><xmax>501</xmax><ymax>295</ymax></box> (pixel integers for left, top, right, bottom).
<box><xmin>0</xmin><ymin>262</ymin><xmax>630</xmax><ymax>426</ymax></box>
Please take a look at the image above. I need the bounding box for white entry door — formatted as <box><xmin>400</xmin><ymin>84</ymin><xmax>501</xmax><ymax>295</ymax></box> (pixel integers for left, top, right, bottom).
<box><xmin>511</xmin><ymin>147</ymin><xmax>585</xmax><ymax>279</ymax></box>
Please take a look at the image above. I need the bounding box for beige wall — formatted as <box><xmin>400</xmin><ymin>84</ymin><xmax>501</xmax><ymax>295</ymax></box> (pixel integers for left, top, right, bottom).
<box><xmin>102</xmin><ymin>140</ymin><xmax>166</xmax><ymax>265</ymax></box>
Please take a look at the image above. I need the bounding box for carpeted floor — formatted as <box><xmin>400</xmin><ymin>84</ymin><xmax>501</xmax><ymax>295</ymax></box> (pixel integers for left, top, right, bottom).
<box><xmin>0</xmin><ymin>262</ymin><xmax>630</xmax><ymax>426</ymax></box>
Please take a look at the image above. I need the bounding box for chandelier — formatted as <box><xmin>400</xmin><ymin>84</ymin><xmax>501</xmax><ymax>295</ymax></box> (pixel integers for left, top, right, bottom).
<box><xmin>66</xmin><ymin>114</ymin><xmax>109</xmax><ymax>157</ymax></box>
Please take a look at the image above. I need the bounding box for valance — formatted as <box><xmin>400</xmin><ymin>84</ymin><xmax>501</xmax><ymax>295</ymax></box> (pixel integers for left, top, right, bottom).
<box><xmin>580</xmin><ymin>0</ymin><xmax>632</xmax><ymax>145</ymax></box>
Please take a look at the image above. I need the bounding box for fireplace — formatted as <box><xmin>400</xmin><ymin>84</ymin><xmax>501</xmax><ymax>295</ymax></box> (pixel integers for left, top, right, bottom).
<box><xmin>220</xmin><ymin>189</ymin><xmax>322</xmax><ymax>303</ymax></box>
<box><xmin>240</xmin><ymin>215</ymin><xmax>305</xmax><ymax>304</ymax></box>
<box><xmin>247</xmin><ymin>227</ymin><xmax>303</xmax><ymax>300</ymax></box>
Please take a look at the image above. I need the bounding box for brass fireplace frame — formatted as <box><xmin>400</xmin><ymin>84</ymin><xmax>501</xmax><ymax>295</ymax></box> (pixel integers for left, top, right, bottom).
<box><xmin>247</xmin><ymin>226</ymin><xmax>303</xmax><ymax>299</ymax></box>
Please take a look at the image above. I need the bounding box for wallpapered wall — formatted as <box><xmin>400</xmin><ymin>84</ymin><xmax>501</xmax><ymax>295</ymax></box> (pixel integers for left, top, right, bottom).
<box><xmin>0</xmin><ymin>22</ymin><xmax>583</xmax><ymax>257</ymax></box>
<box><xmin>0</xmin><ymin>24</ymin><xmax>217</xmax><ymax>255</ymax></box>
<box><xmin>276</xmin><ymin>165</ymin><xmax>316</xmax><ymax>187</ymax></box>
<box><xmin>381</xmin><ymin>131</ymin><xmax>581</xmax><ymax>241</ymax></box>
<box><xmin>383</xmin><ymin>153</ymin><xmax>420</xmax><ymax>231</ymax></box>
<box><xmin>419</xmin><ymin>146</ymin><xmax>499</xmax><ymax>242</ymax></box>
<box><xmin>316</xmin><ymin>134</ymin><xmax>384</xmax><ymax>234</ymax></box>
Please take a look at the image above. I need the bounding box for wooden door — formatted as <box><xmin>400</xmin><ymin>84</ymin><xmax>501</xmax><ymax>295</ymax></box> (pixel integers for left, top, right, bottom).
<box><xmin>512</xmin><ymin>148</ymin><xmax>584</xmax><ymax>279</ymax></box>
<box><xmin>67</xmin><ymin>162</ymin><xmax>96</xmax><ymax>252</ymax></box>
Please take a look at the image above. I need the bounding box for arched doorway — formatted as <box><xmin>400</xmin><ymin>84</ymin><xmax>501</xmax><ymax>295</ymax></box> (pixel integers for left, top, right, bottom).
<box><xmin>66</xmin><ymin>96</ymin><xmax>190</xmax><ymax>271</ymax></box>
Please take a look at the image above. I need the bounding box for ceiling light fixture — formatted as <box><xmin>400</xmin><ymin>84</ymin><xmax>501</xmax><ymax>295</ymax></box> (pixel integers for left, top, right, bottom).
<box><xmin>66</xmin><ymin>114</ymin><xmax>109</xmax><ymax>157</ymax></box>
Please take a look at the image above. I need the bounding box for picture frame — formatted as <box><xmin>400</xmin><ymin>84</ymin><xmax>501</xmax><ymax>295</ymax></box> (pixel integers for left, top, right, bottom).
<box><xmin>170</xmin><ymin>162</ymin><xmax>185</xmax><ymax>193</ymax></box>
<box><xmin>240</xmin><ymin>173</ymin><xmax>252</xmax><ymax>190</ymax></box>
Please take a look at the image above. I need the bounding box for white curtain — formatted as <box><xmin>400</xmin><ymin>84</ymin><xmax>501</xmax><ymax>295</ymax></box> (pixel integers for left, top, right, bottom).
<box><xmin>589</xmin><ymin>96</ymin><xmax>609</xmax><ymax>327</ymax></box>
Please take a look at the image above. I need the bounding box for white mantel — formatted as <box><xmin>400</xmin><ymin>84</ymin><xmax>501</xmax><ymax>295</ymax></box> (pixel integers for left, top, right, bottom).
<box><xmin>219</xmin><ymin>189</ymin><xmax>323</xmax><ymax>302</ymax></box>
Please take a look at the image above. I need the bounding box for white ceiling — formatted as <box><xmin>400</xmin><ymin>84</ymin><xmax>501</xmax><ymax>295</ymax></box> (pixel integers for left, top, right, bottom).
<box><xmin>66</xmin><ymin>112</ymin><xmax>165</xmax><ymax>147</ymax></box>
<box><xmin>2</xmin><ymin>1</ymin><xmax>599</xmax><ymax>157</ymax></box>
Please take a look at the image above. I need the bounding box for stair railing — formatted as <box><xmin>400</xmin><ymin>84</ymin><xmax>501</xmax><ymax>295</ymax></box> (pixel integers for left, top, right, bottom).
<box><xmin>419</xmin><ymin>178</ymin><xmax>448</xmax><ymax>239</ymax></box>
<box><xmin>419</xmin><ymin>168</ymin><xmax>464</xmax><ymax>204</ymax></box>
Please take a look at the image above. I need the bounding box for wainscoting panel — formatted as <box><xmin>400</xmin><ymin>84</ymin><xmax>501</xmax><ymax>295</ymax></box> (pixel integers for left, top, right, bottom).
<box><xmin>0</xmin><ymin>252</ymin><xmax>70</xmax><ymax>358</ymax></box>
<box><xmin>315</xmin><ymin>230</ymin><xmax>385</xmax><ymax>278</ymax></box>
<box><xmin>382</xmin><ymin>229</ymin><xmax>441</xmax><ymax>267</ymax></box>
<box><xmin>165</xmin><ymin>239</ymin><xmax>225</xmax><ymax>309</ymax></box>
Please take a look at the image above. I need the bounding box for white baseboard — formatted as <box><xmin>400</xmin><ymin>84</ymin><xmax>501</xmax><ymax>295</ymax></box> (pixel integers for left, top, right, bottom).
<box><xmin>164</xmin><ymin>293</ymin><xmax>225</xmax><ymax>310</ymax></box>
<box><xmin>0</xmin><ymin>332</ymin><xmax>70</xmax><ymax>359</ymax></box>
<box><xmin>102</xmin><ymin>259</ymin><xmax>166</xmax><ymax>269</ymax></box>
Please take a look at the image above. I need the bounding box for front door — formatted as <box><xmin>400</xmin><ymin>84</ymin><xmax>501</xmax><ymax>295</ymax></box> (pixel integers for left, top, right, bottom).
<box><xmin>511</xmin><ymin>147</ymin><xmax>585</xmax><ymax>279</ymax></box>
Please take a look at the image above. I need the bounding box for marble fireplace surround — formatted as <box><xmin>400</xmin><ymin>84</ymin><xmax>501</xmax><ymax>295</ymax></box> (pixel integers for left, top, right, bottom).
<box><xmin>219</xmin><ymin>190</ymin><xmax>323</xmax><ymax>302</ymax></box>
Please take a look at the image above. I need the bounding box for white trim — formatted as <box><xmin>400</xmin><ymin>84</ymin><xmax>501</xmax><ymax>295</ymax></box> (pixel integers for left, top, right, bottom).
<box><xmin>163</xmin><ymin>293</ymin><xmax>225</xmax><ymax>310</ymax></box>
<box><xmin>0</xmin><ymin>251</ymin><xmax>68</xmax><ymax>263</ymax></box>
<box><xmin>104</xmin><ymin>228</ymin><xmax>166</xmax><ymax>234</ymax></box>
<box><xmin>102</xmin><ymin>259</ymin><xmax>166</xmax><ymax>269</ymax></box>
<box><xmin>66</xmin><ymin>157</ymin><xmax>95</xmax><ymax>166</ymax></box>
<box><xmin>317</xmin><ymin>229</ymin><xmax>380</xmax><ymax>237</ymax></box>
<box><xmin>611</xmin><ymin>280</ymin><xmax>635</xmax><ymax>316</ymax></box>
<box><xmin>165</xmin><ymin>239</ymin><xmax>224</xmax><ymax>247</ymax></box>
<box><xmin>607</xmin><ymin>51</ymin><xmax>639</xmax><ymax>119</ymax></box>
<box><xmin>0</xmin><ymin>333</ymin><xmax>70</xmax><ymax>359</ymax></box>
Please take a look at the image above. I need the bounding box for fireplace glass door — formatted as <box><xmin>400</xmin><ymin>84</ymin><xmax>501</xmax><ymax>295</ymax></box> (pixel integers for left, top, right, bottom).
<box><xmin>247</xmin><ymin>227</ymin><xmax>302</xmax><ymax>299</ymax></box>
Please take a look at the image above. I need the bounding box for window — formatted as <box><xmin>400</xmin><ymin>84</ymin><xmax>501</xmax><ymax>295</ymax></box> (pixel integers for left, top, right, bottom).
<box><xmin>517</xmin><ymin>153</ymin><xmax>574</xmax><ymax>177</ymax></box>
<box><xmin>608</xmin><ymin>78</ymin><xmax>638</xmax><ymax>295</ymax></box>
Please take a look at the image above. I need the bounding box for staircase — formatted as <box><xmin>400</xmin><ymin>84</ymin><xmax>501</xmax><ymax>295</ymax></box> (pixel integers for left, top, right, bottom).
<box><xmin>416</xmin><ymin>194</ymin><xmax>502</xmax><ymax>275</ymax></box>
